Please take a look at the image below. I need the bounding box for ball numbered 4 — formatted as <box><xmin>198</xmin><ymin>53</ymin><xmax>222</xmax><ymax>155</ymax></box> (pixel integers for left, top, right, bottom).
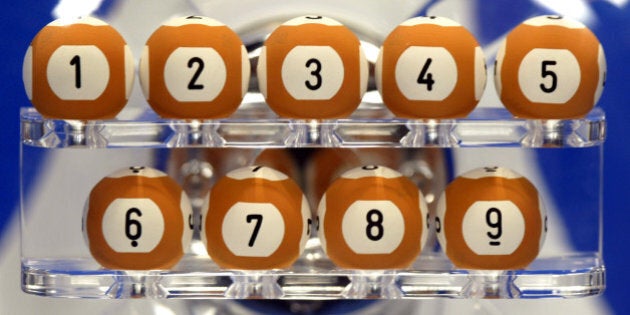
<box><xmin>23</xmin><ymin>17</ymin><xmax>134</xmax><ymax>119</ymax></box>
<box><xmin>257</xmin><ymin>15</ymin><xmax>368</xmax><ymax>118</ymax></box>
<box><xmin>83</xmin><ymin>167</ymin><xmax>193</xmax><ymax>270</ymax></box>
<box><xmin>495</xmin><ymin>15</ymin><xmax>606</xmax><ymax>118</ymax></box>
<box><xmin>317</xmin><ymin>165</ymin><xmax>429</xmax><ymax>269</ymax></box>
<box><xmin>139</xmin><ymin>16</ymin><xmax>249</xmax><ymax>118</ymax></box>
<box><xmin>203</xmin><ymin>166</ymin><xmax>311</xmax><ymax>270</ymax></box>
<box><xmin>376</xmin><ymin>16</ymin><xmax>486</xmax><ymax>118</ymax></box>
<box><xmin>435</xmin><ymin>167</ymin><xmax>547</xmax><ymax>270</ymax></box>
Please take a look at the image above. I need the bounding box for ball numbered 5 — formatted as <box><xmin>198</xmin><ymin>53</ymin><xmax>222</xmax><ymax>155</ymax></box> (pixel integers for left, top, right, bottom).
<box><xmin>139</xmin><ymin>16</ymin><xmax>249</xmax><ymax>119</ymax></box>
<box><xmin>203</xmin><ymin>166</ymin><xmax>311</xmax><ymax>270</ymax></box>
<box><xmin>83</xmin><ymin>167</ymin><xmax>193</xmax><ymax>270</ymax></box>
<box><xmin>376</xmin><ymin>16</ymin><xmax>486</xmax><ymax>118</ymax></box>
<box><xmin>23</xmin><ymin>17</ymin><xmax>135</xmax><ymax>119</ymax></box>
<box><xmin>317</xmin><ymin>165</ymin><xmax>429</xmax><ymax>269</ymax></box>
<box><xmin>495</xmin><ymin>15</ymin><xmax>606</xmax><ymax>118</ymax></box>
<box><xmin>257</xmin><ymin>15</ymin><xmax>368</xmax><ymax>119</ymax></box>
<box><xmin>435</xmin><ymin>167</ymin><xmax>547</xmax><ymax>270</ymax></box>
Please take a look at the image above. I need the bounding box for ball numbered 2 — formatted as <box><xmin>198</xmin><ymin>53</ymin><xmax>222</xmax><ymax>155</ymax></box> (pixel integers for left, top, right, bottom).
<box><xmin>435</xmin><ymin>167</ymin><xmax>547</xmax><ymax>270</ymax></box>
<box><xmin>495</xmin><ymin>15</ymin><xmax>606</xmax><ymax>118</ymax></box>
<box><xmin>83</xmin><ymin>167</ymin><xmax>193</xmax><ymax>270</ymax></box>
<box><xmin>376</xmin><ymin>16</ymin><xmax>486</xmax><ymax>118</ymax></box>
<box><xmin>317</xmin><ymin>165</ymin><xmax>429</xmax><ymax>269</ymax></box>
<box><xmin>203</xmin><ymin>166</ymin><xmax>311</xmax><ymax>270</ymax></box>
<box><xmin>257</xmin><ymin>15</ymin><xmax>368</xmax><ymax>118</ymax></box>
<box><xmin>139</xmin><ymin>16</ymin><xmax>249</xmax><ymax>118</ymax></box>
<box><xmin>23</xmin><ymin>17</ymin><xmax>134</xmax><ymax>119</ymax></box>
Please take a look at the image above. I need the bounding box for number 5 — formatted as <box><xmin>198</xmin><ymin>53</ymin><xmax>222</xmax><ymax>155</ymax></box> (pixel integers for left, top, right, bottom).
<box><xmin>540</xmin><ymin>60</ymin><xmax>557</xmax><ymax>93</ymax></box>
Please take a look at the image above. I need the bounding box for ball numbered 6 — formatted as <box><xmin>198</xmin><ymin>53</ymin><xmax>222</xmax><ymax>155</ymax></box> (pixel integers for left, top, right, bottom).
<box><xmin>435</xmin><ymin>167</ymin><xmax>547</xmax><ymax>270</ymax></box>
<box><xmin>376</xmin><ymin>16</ymin><xmax>486</xmax><ymax>118</ymax></box>
<box><xmin>203</xmin><ymin>166</ymin><xmax>311</xmax><ymax>270</ymax></box>
<box><xmin>139</xmin><ymin>16</ymin><xmax>249</xmax><ymax>118</ymax></box>
<box><xmin>257</xmin><ymin>15</ymin><xmax>368</xmax><ymax>119</ymax></box>
<box><xmin>23</xmin><ymin>17</ymin><xmax>135</xmax><ymax>119</ymax></box>
<box><xmin>495</xmin><ymin>15</ymin><xmax>606</xmax><ymax>118</ymax></box>
<box><xmin>317</xmin><ymin>165</ymin><xmax>429</xmax><ymax>269</ymax></box>
<box><xmin>83</xmin><ymin>167</ymin><xmax>193</xmax><ymax>270</ymax></box>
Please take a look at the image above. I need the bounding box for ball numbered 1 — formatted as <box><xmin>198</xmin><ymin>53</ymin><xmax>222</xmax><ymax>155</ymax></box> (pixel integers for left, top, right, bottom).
<box><xmin>495</xmin><ymin>15</ymin><xmax>606</xmax><ymax>118</ymax></box>
<box><xmin>139</xmin><ymin>16</ymin><xmax>249</xmax><ymax>119</ymax></box>
<box><xmin>83</xmin><ymin>167</ymin><xmax>193</xmax><ymax>270</ymax></box>
<box><xmin>203</xmin><ymin>166</ymin><xmax>311</xmax><ymax>270</ymax></box>
<box><xmin>317</xmin><ymin>165</ymin><xmax>429</xmax><ymax>269</ymax></box>
<box><xmin>23</xmin><ymin>17</ymin><xmax>135</xmax><ymax>119</ymax></box>
<box><xmin>376</xmin><ymin>16</ymin><xmax>486</xmax><ymax>118</ymax></box>
<box><xmin>435</xmin><ymin>167</ymin><xmax>547</xmax><ymax>270</ymax></box>
<box><xmin>257</xmin><ymin>15</ymin><xmax>368</xmax><ymax>118</ymax></box>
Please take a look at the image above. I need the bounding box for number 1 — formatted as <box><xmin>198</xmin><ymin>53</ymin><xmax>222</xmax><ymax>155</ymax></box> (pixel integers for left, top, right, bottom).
<box><xmin>70</xmin><ymin>55</ymin><xmax>81</xmax><ymax>89</ymax></box>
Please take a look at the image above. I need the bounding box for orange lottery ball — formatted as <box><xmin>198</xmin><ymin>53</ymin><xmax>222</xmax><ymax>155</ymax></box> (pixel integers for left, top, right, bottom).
<box><xmin>495</xmin><ymin>15</ymin><xmax>606</xmax><ymax>118</ymax></box>
<box><xmin>203</xmin><ymin>166</ymin><xmax>311</xmax><ymax>270</ymax></box>
<box><xmin>23</xmin><ymin>17</ymin><xmax>135</xmax><ymax>119</ymax></box>
<box><xmin>83</xmin><ymin>166</ymin><xmax>193</xmax><ymax>270</ymax></box>
<box><xmin>376</xmin><ymin>16</ymin><xmax>486</xmax><ymax>118</ymax></box>
<box><xmin>257</xmin><ymin>15</ymin><xmax>368</xmax><ymax>118</ymax></box>
<box><xmin>435</xmin><ymin>167</ymin><xmax>547</xmax><ymax>270</ymax></box>
<box><xmin>139</xmin><ymin>16</ymin><xmax>250</xmax><ymax>118</ymax></box>
<box><xmin>317</xmin><ymin>165</ymin><xmax>429</xmax><ymax>269</ymax></box>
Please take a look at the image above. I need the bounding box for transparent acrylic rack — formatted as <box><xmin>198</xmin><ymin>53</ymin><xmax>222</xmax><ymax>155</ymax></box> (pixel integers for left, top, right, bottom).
<box><xmin>20</xmin><ymin>105</ymin><xmax>606</xmax><ymax>299</ymax></box>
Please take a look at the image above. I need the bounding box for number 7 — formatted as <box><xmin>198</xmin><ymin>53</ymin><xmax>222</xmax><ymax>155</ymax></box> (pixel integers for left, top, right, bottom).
<box><xmin>246</xmin><ymin>214</ymin><xmax>263</xmax><ymax>247</ymax></box>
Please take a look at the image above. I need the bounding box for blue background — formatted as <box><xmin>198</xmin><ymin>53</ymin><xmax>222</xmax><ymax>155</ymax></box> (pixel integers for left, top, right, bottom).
<box><xmin>1</xmin><ymin>0</ymin><xmax>628</xmax><ymax>314</ymax></box>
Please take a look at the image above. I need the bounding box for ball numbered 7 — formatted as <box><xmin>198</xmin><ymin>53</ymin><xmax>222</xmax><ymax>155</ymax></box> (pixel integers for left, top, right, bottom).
<box><xmin>257</xmin><ymin>15</ymin><xmax>368</xmax><ymax>118</ymax></box>
<box><xmin>23</xmin><ymin>17</ymin><xmax>135</xmax><ymax>119</ymax></box>
<box><xmin>83</xmin><ymin>167</ymin><xmax>193</xmax><ymax>270</ymax></box>
<box><xmin>317</xmin><ymin>165</ymin><xmax>429</xmax><ymax>269</ymax></box>
<box><xmin>435</xmin><ymin>167</ymin><xmax>547</xmax><ymax>270</ymax></box>
<box><xmin>495</xmin><ymin>15</ymin><xmax>606</xmax><ymax>118</ymax></box>
<box><xmin>376</xmin><ymin>16</ymin><xmax>486</xmax><ymax>118</ymax></box>
<box><xmin>203</xmin><ymin>166</ymin><xmax>311</xmax><ymax>270</ymax></box>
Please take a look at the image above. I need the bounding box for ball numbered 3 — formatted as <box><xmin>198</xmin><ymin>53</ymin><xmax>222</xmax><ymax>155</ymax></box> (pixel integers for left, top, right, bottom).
<box><xmin>317</xmin><ymin>165</ymin><xmax>429</xmax><ymax>269</ymax></box>
<box><xmin>23</xmin><ymin>17</ymin><xmax>134</xmax><ymax>119</ymax></box>
<box><xmin>376</xmin><ymin>16</ymin><xmax>486</xmax><ymax>118</ymax></box>
<box><xmin>139</xmin><ymin>16</ymin><xmax>249</xmax><ymax>118</ymax></box>
<box><xmin>257</xmin><ymin>15</ymin><xmax>368</xmax><ymax>118</ymax></box>
<box><xmin>495</xmin><ymin>15</ymin><xmax>606</xmax><ymax>118</ymax></box>
<box><xmin>83</xmin><ymin>167</ymin><xmax>193</xmax><ymax>270</ymax></box>
<box><xmin>203</xmin><ymin>166</ymin><xmax>311</xmax><ymax>270</ymax></box>
<box><xmin>435</xmin><ymin>167</ymin><xmax>547</xmax><ymax>270</ymax></box>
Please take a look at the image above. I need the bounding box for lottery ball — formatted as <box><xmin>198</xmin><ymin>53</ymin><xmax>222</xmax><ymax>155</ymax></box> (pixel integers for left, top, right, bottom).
<box><xmin>83</xmin><ymin>166</ymin><xmax>193</xmax><ymax>270</ymax></box>
<box><xmin>23</xmin><ymin>16</ymin><xmax>134</xmax><ymax>119</ymax></box>
<box><xmin>139</xmin><ymin>16</ymin><xmax>249</xmax><ymax>119</ymax></box>
<box><xmin>494</xmin><ymin>15</ymin><xmax>606</xmax><ymax>118</ymax></box>
<box><xmin>257</xmin><ymin>15</ymin><xmax>368</xmax><ymax>118</ymax></box>
<box><xmin>317</xmin><ymin>165</ymin><xmax>429</xmax><ymax>269</ymax></box>
<box><xmin>435</xmin><ymin>167</ymin><xmax>547</xmax><ymax>270</ymax></box>
<box><xmin>203</xmin><ymin>166</ymin><xmax>311</xmax><ymax>270</ymax></box>
<box><xmin>376</xmin><ymin>16</ymin><xmax>486</xmax><ymax>118</ymax></box>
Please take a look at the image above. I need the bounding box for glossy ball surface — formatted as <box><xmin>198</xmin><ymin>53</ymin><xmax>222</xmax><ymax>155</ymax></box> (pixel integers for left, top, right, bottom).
<box><xmin>257</xmin><ymin>15</ymin><xmax>368</xmax><ymax>118</ymax></box>
<box><xmin>317</xmin><ymin>165</ymin><xmax>428</xmax><ymax>269</ymax></box>
<box><xmin>23</xmin><ymin>17</ymin><xmax>134</xmax><ymax>119</ymax></box>
<box><xmin>139</xmin><ymin>16</ymin><xmax>249</xmax><ymax>118</ymax></box>
<box><xmin>494</xmin><ymin>15</ymin><xmax>606</xmax><ymax>118</ymax></box>
<box><xmin>83</xmin><ymin>166</ymin><xmax>193</xmax><ymax>270</ymax></box>
<box><xmin>435</xmin><ymin>167</ymin><xmax>547</xmax><ymax>270</ymax></box>
<box><xmin>376</xmin><ymin>16</ymin><xmax>486</xmax><ymax>118</ymax></box>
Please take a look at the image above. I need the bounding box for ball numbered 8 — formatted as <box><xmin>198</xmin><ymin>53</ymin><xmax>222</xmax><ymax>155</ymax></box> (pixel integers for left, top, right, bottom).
<box><xmin>83</xmin><ymin>167</ymin><xmax>193</xmax><ymax>270</ymax></box>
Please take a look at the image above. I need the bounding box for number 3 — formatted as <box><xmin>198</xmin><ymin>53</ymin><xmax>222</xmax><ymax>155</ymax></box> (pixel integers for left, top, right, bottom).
<box><xmin>305</xmin><ymin>58</ymin><xmax>322</xmax><ymax>90</ymax></box>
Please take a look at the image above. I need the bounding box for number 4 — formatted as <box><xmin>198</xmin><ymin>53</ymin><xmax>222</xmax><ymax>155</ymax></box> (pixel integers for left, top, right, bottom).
<box><xmin>417</xmin><ymin>58</ymin><xmax>435</xmax><ymax>91</ymax></box>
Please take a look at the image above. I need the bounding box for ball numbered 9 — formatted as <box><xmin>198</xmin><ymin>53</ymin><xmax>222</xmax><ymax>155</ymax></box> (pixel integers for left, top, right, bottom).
<box><xmin>495</xmin><ymin>15</ymin><xmax>606</xmax><ymax>118</ymax></box>
<box><xmin>376</xmin><ymin>16</ymin><xmax>486</xmax><ymax>118</ymax></box>
<box><xmin>203</xmin><ymin>166</ymin><xmax>311</xmax><ymax>270</ymax></box>
<box><xmin>435</xmin><ymin>167</ymin><xmax>547</xmax><ymax>270</ymax></box>
<box><xmin>257</xmin><ymin>15</ymin><xmax>368</xmax><ymax>118</ymax></box>
<box><xmin>83</xmin><ymin>167</ymin><xmax>193</xmax><ymax>270</ymax></box>
<box><xmin>139</xmin><ymin>16</ymin><xmax>249</xmax><ymax>118</ymax></box>
<box><xmin>317</xmin><ymin>165</ymin><xmax>428</xmax><ymax>269</ymax></box>
<box><xmin>23</xmin><ymin>17</ymin><xmax>134</xmax><ymax>119</ymax></box>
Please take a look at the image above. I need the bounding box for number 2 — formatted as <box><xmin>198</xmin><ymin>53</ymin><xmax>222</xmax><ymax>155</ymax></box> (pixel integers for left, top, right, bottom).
<box><xmin>187</xmin><ymin>57</ymin><xmax>205</xmax><ymax>90</ymax></box>
<box><xmin>246</xmin><ymin>214</ymin><xmax>263</xmax><ymax>247</ymax></box>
